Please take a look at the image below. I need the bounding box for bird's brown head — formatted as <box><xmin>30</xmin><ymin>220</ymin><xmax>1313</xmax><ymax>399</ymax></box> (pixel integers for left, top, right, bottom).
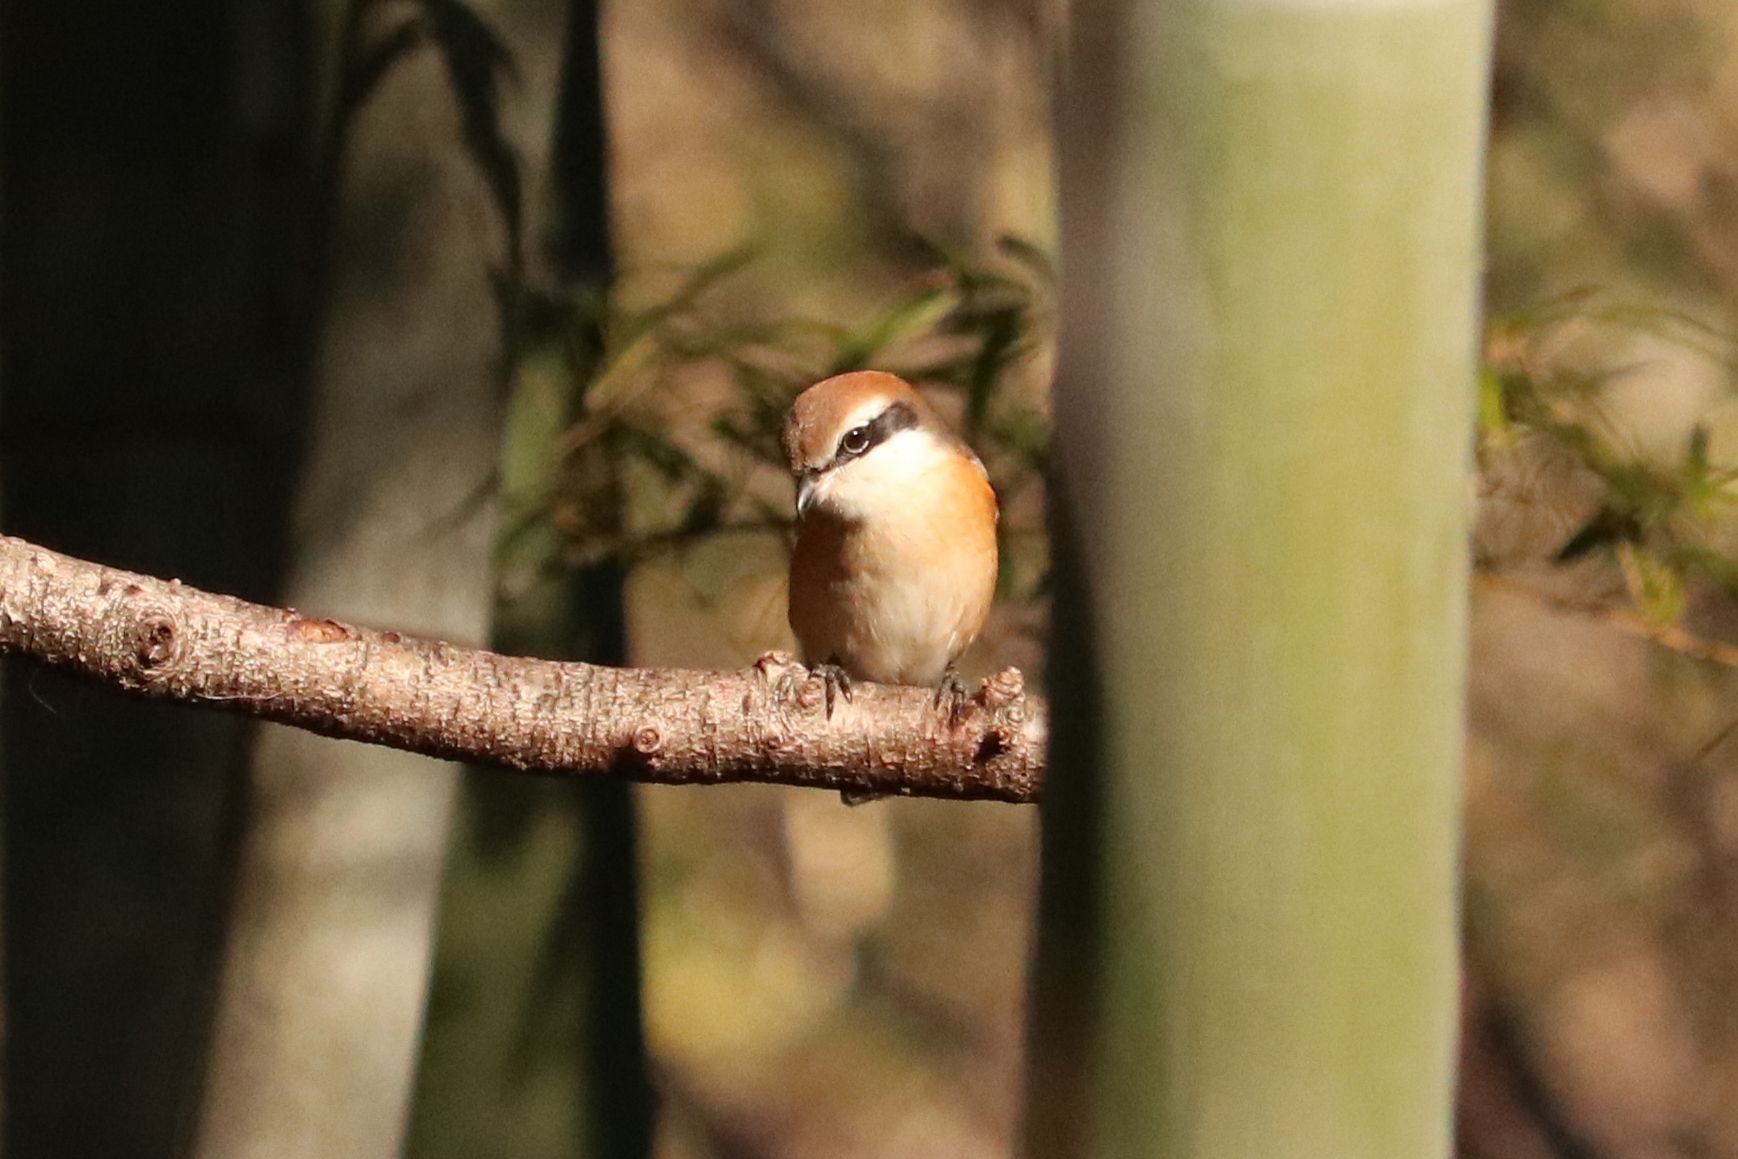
<box><xmin>782</xmin><ymin>371</ymin><xmax>930</xmax><ymax>477</ymax></box>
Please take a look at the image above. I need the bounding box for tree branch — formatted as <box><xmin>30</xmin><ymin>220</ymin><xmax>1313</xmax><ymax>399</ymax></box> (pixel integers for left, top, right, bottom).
<box><xmin>0</xmin><ymin>536</ymin><xmax>1045</xmax><ymax>803</ymax></box>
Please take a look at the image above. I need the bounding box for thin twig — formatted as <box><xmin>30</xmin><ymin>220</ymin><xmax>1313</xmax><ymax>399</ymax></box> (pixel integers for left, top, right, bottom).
<box><xmin>1475</xmin><ymin>570</ymin><xmax>1738</xmax><ymax>669</ymax></box>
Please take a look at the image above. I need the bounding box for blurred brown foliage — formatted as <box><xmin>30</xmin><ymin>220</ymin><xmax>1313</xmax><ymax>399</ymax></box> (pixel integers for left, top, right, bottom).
<box><xmin>415</xmin><ymin>2</ymin><xmax>1058</xmax><ymax>1157</ymax></box>
<box><xmin>596</xmin><ymin>5</ymin><xmax>1056</xmax><ymax>1154</ymax></box>
<box><xmin>406</xmin><ymin>0</ymin><xmax>1738</xmax><ymax>1152</ymax></box>
<box><xmin>1469</xmin><ymin>0</ymin><xmax>1738</xmax><ymax>1152</ymax></box>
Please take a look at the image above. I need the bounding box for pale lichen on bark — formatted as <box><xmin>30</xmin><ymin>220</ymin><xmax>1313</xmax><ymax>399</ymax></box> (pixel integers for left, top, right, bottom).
<box><xmin>0</xmin><ymin>536</ymin><xmax>1046</xmax><ymax>803</ymax></box>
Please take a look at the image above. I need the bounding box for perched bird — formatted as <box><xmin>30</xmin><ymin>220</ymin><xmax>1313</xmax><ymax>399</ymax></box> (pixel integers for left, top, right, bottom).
<box><xmin>783</xmin><ymin>370</ymin><xmax>999</xmax><ymax>715</ymax></box>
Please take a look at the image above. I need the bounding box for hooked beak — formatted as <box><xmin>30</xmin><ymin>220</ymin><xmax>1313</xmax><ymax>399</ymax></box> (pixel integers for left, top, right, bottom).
<box><xmin>795</xmin><ymin>471</ymin><xmax>819</xmax><ymax>519</ymax></box>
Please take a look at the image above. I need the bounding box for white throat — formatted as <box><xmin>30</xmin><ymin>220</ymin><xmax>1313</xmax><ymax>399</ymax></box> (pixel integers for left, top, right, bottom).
<box><xmin>803</xmin><ymin>429</ymin><xmax>953</xmax><ymax>523</ymax></box>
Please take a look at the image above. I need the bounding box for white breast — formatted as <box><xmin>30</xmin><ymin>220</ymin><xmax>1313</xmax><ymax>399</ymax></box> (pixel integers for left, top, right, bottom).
<box><xmin>789</xmin><ymin>431</ymin><xmax>998</xmax><ymax>687</ymax></box>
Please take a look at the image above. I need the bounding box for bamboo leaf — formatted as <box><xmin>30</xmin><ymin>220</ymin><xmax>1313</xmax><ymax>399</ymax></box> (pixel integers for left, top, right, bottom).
<box><xmin>611</xmin><ymin>424</ymin><xmax>695</xmax><ymax>483</ymax></box>
<box><xmin>339</xmin><ymin>14</ymin><xmax>428</xmax><ymax>126</ymax></box>
<box><xmin>1557</xmin><ymin>508</ymin><xmax>1640</xmax><ymax>561</ymax></box>
<box><xmin>996</xmin><ymin>235</ymin><xmax>1057</xmax><ymax>284</ymax></box>
<box><xmin>831</xmin><ymin>284</ymin><xmax>952</xmax><ymax>372</ymax></box>
<box><xmin>678</xmin><ymin>475</ymin><xmax>730</xmax><ymax>537</ymax></box>
<box><xmin>418</xmin><ymin>0</ymin><xmax>523</xmax><ymax>270</ymax></box>
<box><xmin>1619</xmin><ymin>542</ymin><xmax>1686</xmax><ymax>626</ymax></box>
<box><xmin>1476</xmin><ymin>364</ymin><xmax>1516</xmax><ymax>447</ymax></box>
<box><xmin>611</xmin><ymin>245</ymin><xmax>757</xmax><ymax>351</ymax></box>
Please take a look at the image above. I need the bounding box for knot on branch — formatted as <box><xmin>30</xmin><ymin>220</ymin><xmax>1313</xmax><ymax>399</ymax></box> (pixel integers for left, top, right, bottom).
<box><xmin>749</xmin><ymin>650</ymin><xmax>828</xmax><ymax>717</ymax></box>
<box><xmin>753</xmin><ymin>650</ymin><xmax>798</xmax><ymax>676</ymax></box>
<box><xmin>978</xmin><ymin>667</ymin><xmax>1025</xmax><ymax>712</ymax></box>
<box><xmin>289</xmin><ymin>617</ymin><xmax>352</xmax><ymax>644</ymax></box>
<box><xmin>134</xmin><ymin>615</ymin><xmax>178</xmax><ymax>669</ymax></box>
<box><xmin>631</xmin><ymin>723</ymin><xmax>663</xmax><ymax>756</ymax></box>
<box><xmin>974</xmin><ymin>729</ymin><xmax>1007</xmax><ymax>766</ymax></box>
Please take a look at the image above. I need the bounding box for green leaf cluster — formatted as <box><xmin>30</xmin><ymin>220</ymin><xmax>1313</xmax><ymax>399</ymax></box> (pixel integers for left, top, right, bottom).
<box><xmin>1482</xmin><ymin>294</ymin><xmax>1738</xmax><ymax>624</ymax></box>
<box><xmin>324</xmin><ymin>0</ymin><xmax>1054</xmax><ymax>611</ymax></box>
<box><xmin>494</xmin><ymin>238</ymin><xmax>1054</xmax><ymax>602</ymax></box>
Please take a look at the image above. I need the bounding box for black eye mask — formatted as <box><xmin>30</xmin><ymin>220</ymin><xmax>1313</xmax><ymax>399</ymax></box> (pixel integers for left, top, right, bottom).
<box><xmin>831</xmin><ymin>400</ymin><xmax>919</xmax><ymax>468</ymax></box>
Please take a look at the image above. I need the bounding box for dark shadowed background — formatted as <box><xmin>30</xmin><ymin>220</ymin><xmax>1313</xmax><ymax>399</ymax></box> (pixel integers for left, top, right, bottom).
<box><xmin>7</xmin><ymin>0</ymin><xmax>1738</xmax><ymax>1157</ymax></box>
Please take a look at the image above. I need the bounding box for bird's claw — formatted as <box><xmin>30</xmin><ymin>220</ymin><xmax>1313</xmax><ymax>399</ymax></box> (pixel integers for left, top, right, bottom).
<box><xmin>812</xmin><ymin>661</ymin><xmax>853</xmax><ymax>720</ymax></box>
<box><xmin>933</xmin><ymin>666</ymin><xmax>972</xmax><ymax>730</ymax></box>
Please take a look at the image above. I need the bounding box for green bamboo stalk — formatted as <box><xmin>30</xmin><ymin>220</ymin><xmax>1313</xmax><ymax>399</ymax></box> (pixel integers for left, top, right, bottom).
<box><xmin>1030</xmin><ymin>0</ymin><xmax>1492</xmax><ymax>1155</ymax></box>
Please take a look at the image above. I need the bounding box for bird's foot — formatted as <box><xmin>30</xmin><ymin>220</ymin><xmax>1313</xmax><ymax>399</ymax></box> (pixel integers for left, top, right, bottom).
<box><xmin>933</xmin><ymin>666</ymin><xmax>971</xmax><ymax>730</ymax></box>
<box><xmin>811</xmin><ymin>660</ymin><xmax>854</xmax><ymax>720</ymax></box>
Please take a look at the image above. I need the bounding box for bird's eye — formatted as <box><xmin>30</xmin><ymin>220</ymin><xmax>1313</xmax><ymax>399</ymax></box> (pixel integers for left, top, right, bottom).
<box><xmin>840</xmin><ymin>426</ymin><xmax>871</xmax><ymax>455</ymax></box>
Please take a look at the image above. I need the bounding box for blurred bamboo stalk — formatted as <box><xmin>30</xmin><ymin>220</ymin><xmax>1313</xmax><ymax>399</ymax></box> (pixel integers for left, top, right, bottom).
<box><xmin>544</xmin><ymin>3</ymin><xmax>657</xmax><ymax>1150</ymax></box>
<box><xmin>1028</xmin><ymin>0</ymin><xmax>1492</xmax><ymax>1154</ymax></box>
<box><xmin>410</xmin><ymin>4</ymin><xmax>657</xmax><ymax>1156</ymax></box>
<box><xmin>190</xmin><ymin>0</ymin><xmax>529</xmax><ymax>1153</ymax></box>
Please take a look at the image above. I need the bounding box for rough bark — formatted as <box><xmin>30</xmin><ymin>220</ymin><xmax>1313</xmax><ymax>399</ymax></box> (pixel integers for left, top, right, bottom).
<box><xmin>0</xmin><ymin>536</ymin><xmax>1045</xmax><ymax>804</ymax></box>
